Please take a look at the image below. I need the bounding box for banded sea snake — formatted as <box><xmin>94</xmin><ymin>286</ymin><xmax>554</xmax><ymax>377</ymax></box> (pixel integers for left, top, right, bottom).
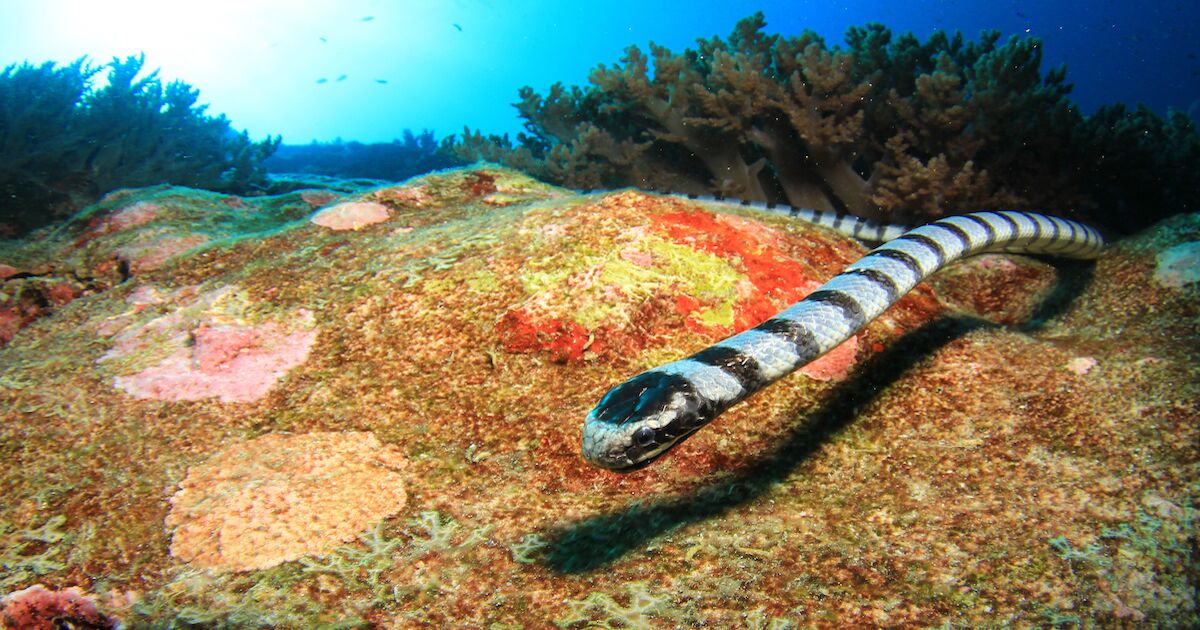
<box><xmin>581</xmin><ymin>194</ymin><xmax>1105</xmax><ymax>472</ymax></box>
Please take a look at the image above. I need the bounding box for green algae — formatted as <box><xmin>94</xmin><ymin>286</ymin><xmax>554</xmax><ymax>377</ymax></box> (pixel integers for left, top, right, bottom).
<box><xmin>0</xmin><ymin>514</ymin><xmax>69</xmax><ymax>589</ymax></box>
<box><xmin>129</xmin><ymin>510</ymin><xmax>497</xmax><ymax>628</ymax></box>
<box><xmin>508</xmin><ymin>533</ymin><xmax>550</xmax><ymax>564</ymax></box>
<box><xmin>1045</xmin><ymin>491</ymin><xmax>1199</xmax><ymax>624</ymax></box>
<box><xmin>128</xmin><ymin>566</ymin><xmax>337</xmax><ymax>629</ymax></box>
<box><xmin>556</xmin><ymin>581</ymin><xmax>670</xmax><ymax>629</ymax></box>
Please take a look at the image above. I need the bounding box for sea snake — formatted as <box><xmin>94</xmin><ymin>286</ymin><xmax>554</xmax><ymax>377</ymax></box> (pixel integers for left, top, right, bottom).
<box><xmin>581</xmin><ymin>199</ymin><xmax>1105</xmax><ymax>472</ymax></box>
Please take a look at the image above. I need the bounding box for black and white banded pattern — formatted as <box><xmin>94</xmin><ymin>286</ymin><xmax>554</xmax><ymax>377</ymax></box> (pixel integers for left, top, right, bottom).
<box><xmin>582</xmin><ymin>210</ymin><xmax>1105</xmax><ymax>471</ymax></box>
<box><xmin>670</xmin><ymin>193</ymin><xmax>911</xmax><ymax>242</ymax></box>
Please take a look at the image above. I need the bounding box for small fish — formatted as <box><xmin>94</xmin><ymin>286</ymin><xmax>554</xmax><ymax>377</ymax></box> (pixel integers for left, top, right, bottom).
<box><xmin>375</xmin><ymin>79</ymin><xmax>388</xmax><ymax>84</ymax></box>
<box><xmin>453</xmin><ymin>23</ymin><xmax>462</xmax><ymax>32</ymax></box>
<box><xmin>336</xmin><ymin>74</ymin><xmax>348</xmax><ymax>82</ymax></box>
<box><xmin>361</xmin><ymin>16</ymin><xmax>374</xmax><ymax>22</ymax></box>
<box><xmin>315</xmin><ymin>78</ymin><xmax>328</xmax><ymax>84</ymax></box>
<box><xmin>319</xmin><ymin>36</ymin><xmax>327</xmax><ymax>43</ymax></box>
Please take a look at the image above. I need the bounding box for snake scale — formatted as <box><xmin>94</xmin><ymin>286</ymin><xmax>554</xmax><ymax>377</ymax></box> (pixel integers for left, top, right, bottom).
<box><xmin>582</xmin><ymin>196</ymin><xmax>1105</xmax><ymax>472</ymax></box>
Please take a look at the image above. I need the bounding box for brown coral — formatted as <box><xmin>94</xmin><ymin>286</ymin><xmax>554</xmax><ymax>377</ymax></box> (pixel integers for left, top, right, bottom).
<box><xmin>449</xmin><ymin>13</ymin><xmax>1199</xmax><ymax>232</ymax></box>
<box><xmin>165</xmin><ymin>432</ymin><xmax>409</xmax><ymax>572</ymax></box>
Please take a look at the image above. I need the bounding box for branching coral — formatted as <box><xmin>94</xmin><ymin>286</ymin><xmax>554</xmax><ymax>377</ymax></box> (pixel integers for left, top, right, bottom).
<box><xmin>446</xmin><ymin>13</ymin><xmax>1199</xmax><ymax>231</ymax></box>
<box><xmin>0</xmin><ymin>55</ymin><xmax>279</xmax><ymax>235</ymax></box>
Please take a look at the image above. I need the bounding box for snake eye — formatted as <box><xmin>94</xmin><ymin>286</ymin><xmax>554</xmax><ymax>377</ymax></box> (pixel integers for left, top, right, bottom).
<box><xmin>632</xmin><ymin>426</ymin><xmax>656</xmax><ymax>448</ymax></box>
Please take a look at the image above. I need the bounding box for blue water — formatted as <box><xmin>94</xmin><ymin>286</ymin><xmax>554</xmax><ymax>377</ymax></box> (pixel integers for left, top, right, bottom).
<box><xmin>1</xmin><ymin>0</ymin><xmax>1196</xmax><ymax>144</ymax></box>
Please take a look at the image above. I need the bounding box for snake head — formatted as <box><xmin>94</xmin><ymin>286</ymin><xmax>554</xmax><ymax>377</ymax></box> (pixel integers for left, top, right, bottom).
<box><xmin>581</xmin><ymin>369</ymin><xmax>713</xmax><ymax>472</ymax></box>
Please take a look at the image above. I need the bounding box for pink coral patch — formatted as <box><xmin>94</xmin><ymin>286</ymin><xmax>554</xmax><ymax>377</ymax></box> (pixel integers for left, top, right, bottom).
<box><xmin>619</xmin><ymin>247</ymin><xmax>654</xmax><ymax>266</ymax></box>
<box><xmin>108</xmin><ymin>201</ymin><xmax>161</xmax><ymax>231</ymax></box>
<box><xmin>1</xmin><ymin>585</ymin><xmax>116</xmax><ymax>630</ymax></box>
<box><xmin>799</xmin><ymin>334</ymin><xmax>860</xmax><ymax>381</ymax></box>
<box><xmin>311</xmin><ymin>201</ymin><xmax>391</xmax><ymax>231</ymax></box>
<box><xmin>113</xmin><ymin>315</ymin><xmax>317</xmax><ymax>402</ymax></box>
<box><xmin>1065</xmin><ymin>356</ymin><xmax>1098</xmax><ymax>375</ymax></box>
<box><xmin>376</xmin><ymin>185</ymin><xmax>433</xmax><ymax>207</ymax></box>
<box><xmin>115</xmin><ymin>234</ymin><xmax>209</xmax><ymax>273</ymax></box>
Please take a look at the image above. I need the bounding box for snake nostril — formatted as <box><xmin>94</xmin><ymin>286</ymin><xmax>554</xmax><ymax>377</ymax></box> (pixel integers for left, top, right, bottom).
<box><xmin>633</xmin><ymin>426</ymin><xmax>655</xmax><ymax>448</ymax></box>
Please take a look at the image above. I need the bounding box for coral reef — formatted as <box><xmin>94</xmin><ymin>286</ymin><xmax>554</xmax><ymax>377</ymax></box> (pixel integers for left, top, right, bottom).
<box><xmin>165</xmin><ymin>432</ymin><xmax>409</xmax><ymax>572</ymax></box>
<box><xmin>0</xmin><ymin>55</ymin><xmax>279</xmax><ymax>236</ymax></box>
<box><xmin>264</xmin><ymin>130</ymin><xmax>464</xmax><ymax>181</ymax></box>
<box><xmin>447</xmin><ymin>13</ymin><xmax>1200</xmax><ymax>232</ymax></box>
<box><xmin>0</xmin><ymin>184</ymin><xmax>319</xmax><ymax>346</ymax></box>
<box><xmin>0</xmin><ymin>167</ymin><xmax>1195</xmax><ymax>626</ymax></box>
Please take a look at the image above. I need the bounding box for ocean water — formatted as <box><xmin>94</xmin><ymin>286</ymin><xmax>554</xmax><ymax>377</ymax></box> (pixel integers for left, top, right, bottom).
<box><xmin>1</xmin><ymin>1</ymin><xmax>1198</xmax><ymax>628</ymax></box>
<box><xmin>2</xmin><ymin>0</ymin><xmax>1197</xmax><ymax>143</ymax></box>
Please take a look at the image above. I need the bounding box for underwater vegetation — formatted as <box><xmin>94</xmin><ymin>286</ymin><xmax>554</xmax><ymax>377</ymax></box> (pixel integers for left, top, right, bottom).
<box><xmin>0</xmin><ymin>166</ymin><xmax>1196</xmax><ymax>626</ymax></box>
<box><xmin>447</xmin><ymin>12</ymin><xmax>1200</xmax><ymax>234</ymax></box>
<box><xmin>264</xmin><ymin>130</ymin><xmax>465</xmax><ymax>182</ymax></box>
<box><xmin>0</xmin><ymin>54</ymin><xmax>279</xmax><ymax>236</ymax></box>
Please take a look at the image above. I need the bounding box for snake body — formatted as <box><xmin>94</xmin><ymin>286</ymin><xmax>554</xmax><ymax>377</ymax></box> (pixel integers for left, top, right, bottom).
<box><xmin>582</xmin><ymin>206</ymin><xmax>1105</xmax><ymax>471</ymax></box>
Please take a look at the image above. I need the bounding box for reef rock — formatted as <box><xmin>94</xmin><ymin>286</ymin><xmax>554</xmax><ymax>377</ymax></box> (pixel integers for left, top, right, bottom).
<box><xmin>0</xmin><ymin>167</ymin><xmax>1195</xmax><ymax>627</ymax></box>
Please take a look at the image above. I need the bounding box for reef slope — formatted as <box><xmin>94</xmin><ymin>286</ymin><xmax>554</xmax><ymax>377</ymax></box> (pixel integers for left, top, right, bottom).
<box><xmin>0</xmin><ymin>167</ymin><xmax>1196</xmax><ymax>627</ymax></box>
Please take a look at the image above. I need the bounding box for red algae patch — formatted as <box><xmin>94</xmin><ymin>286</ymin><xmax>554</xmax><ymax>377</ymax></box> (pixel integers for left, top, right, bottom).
<box><xmin>650</xmin><ymin>209</ymin><xmax>822</xmax><ymax>334</ymax></box>
<box><xmin>310</xmin><ymin>201</ymin><xmax>392</xmax><ymax>231</ymax></box>
<box><xmin>495</xmin><ymin>193</ymin><xmax>875</xmax><ymax>366</ymax></box>
<box><xmin>165</xmin><ymin>432</ymin><xmax>409</xmax><ymax>572</ymax></box>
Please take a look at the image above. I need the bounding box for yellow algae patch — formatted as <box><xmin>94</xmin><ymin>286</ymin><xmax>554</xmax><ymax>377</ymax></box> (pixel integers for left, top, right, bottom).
<box><xmin>518</xmin><ymin>233</ymin><xmax>744</xmax><ymax>330</ymax></box>
<box><xmin>166</xmin><ymin>432</ymin><xmax>409</xmax><ymax>572</ymax></box>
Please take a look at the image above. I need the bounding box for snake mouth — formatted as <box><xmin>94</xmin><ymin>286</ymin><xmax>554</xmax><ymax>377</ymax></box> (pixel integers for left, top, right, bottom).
<box><xmin>605</xmin><ymin>425</ymin><xmax>703</xmax><ymax>473</ymax></box>
<box><xmin>606</xmin><ymin>450</ymin><xmax>666</xmax><ymax>473</ymax></box>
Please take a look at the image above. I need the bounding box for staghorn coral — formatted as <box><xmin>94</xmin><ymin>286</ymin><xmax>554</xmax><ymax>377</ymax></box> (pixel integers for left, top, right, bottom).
<box><xmin>447</xmin><ymin>13</ymin><xmax>1199</xmax><ymax>231</ymax></box>
<box><xmin>165</xmin><ymin>432</ymin><xmax>410</xmax><ymax>572</ymax></box>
